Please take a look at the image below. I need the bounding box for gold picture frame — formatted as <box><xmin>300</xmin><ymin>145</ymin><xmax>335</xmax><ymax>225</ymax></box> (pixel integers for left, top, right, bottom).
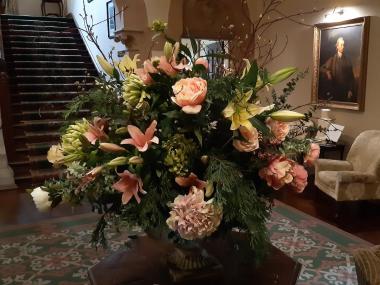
<box><xmin>312</xmin><ymin>17</ymin><xmax>370</xmax><ymax>111</ymax></box>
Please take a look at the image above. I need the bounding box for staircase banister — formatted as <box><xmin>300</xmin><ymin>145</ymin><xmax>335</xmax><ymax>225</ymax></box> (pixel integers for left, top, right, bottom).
<box><xmin>0</xmin><ymin>17</ymin><xmax>16</xmax><ymax>162</ymax></box>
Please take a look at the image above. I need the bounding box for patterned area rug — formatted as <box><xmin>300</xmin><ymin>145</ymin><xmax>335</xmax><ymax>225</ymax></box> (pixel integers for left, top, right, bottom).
<box><xmin>269</xmin><ymin>202</ymin><xmax>372</xmax><ymax>285</ymax></box>
<box><xmin>0</xmin><ymin>203</ymin><xmax>372</xmax><ymax>285</ymax></box>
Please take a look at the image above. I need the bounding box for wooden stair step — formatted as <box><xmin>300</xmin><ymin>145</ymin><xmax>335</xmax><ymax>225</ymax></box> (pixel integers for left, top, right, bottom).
<box><xmin>12</xmin><ymin>67</ymin><xmax>97</xmax><ymax>76</ymax></box>
<box><xmin>1</xmin><ymin>23</ymin><xmax>77</xmax><ymax>32</ymax></box>
<box><xmin>14</xmin><ymin>130</ymin><xmax>61</xmax><ymax>139</ymax></box>
<box><xmin>13</xmin><ymin>100</ymin><xmax>73</xmax><ymax>106</ymax></box>
<box><xmin>14</xmin><ymin>119</ymin><xmax>64</xmax><ymax>127</ymax></box>
<box><xmin>5</xmin><ymin>41</ymin><xmax>85</xmax><ymax>49</ymax></box>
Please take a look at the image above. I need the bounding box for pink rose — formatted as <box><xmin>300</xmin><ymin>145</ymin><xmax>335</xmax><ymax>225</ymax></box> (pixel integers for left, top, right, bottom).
<box><xmin>195</xmin><ymin>58</ymin><xmax>209</xmax><ymax>70</ymax></box>
<box><xmin>233</xmin><ymin>126</ymin><xmax>259</xmax><ymax>152</ymax></box>
<box><xmin>266</xmin><ymin>118</ymin><xmax>289</xmax><ymax>144</ymax></box>
<box><xmin>304</xmin><ymin>143</ymin><xmax>320</xmax><ymax>166</ymax></box>
<box><xmin>290</xmin><ymin>164</ymin><xmax>308</xmax><ymax>193</ymax></box>
<box><xmin>171</xmin><ymin>77</ymin><xmax>207</xmax><ymax>114</ymax></box>
<box><xmin>158</xmin><ymin>56</ymin><xmax>177</xmax><ymax>77</ymax></box>
<box><xmin>259</xmin><ymin>156</ymin><xmax>294</xmax><ymax>190</ymax></box>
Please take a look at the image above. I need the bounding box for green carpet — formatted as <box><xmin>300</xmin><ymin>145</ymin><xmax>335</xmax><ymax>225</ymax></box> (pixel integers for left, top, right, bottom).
<box><xmin>0</xmin><ymin>203</ymin><xmax>372</xmax><ymax>284</ymax></box>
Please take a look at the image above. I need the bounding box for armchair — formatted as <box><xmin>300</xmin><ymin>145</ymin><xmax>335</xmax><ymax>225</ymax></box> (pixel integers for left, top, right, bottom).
<box><xmin>315</xmin><ymin>130</ymin><xmax>380</xmax><ymax>201</ymax></box>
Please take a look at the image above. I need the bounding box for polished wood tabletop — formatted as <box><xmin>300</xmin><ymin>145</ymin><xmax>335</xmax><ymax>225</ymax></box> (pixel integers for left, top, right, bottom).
<box><xmin>88</xmin><ymin>234</ymin><xmax>301</xmax><ymax>285</ymax></box>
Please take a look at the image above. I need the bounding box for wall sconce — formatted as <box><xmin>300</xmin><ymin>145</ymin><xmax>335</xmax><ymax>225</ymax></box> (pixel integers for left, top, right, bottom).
<box><xmin>325</xmin><ymin>7</ymin><xmax>344</xmax><ymax>19</ymax></box>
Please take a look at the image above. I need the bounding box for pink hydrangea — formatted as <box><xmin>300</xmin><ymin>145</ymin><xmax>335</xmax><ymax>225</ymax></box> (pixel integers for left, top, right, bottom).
<box><xmin>166</xmin><ymin>187</ymin><xmax>222</xmax><ymax>240</ymax></box>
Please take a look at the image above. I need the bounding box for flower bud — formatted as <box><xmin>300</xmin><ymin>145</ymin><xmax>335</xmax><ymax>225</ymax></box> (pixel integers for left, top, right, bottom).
<box><xmin>205</xmin><ymin>182</ymin><xmax>214</xmax><ymax>198</ymax></box>
<box><xmin>99</xmin><ymin>143</ymin><xmax>126</xmax><ymax>153</ymax></box>
<box><xmin>201</xmin><ymin>155</ymin><xmax>209</xmax><ymax>165</ymax></box>
<box><xmin>96</xmin><ymin>55</ymin><xmax>114</xmax><ymax>77</ymax></box>
<box><xmin>270</xmin><ymin>110</ymin><xmax>305</xmax><ymax>122</ymax></box>
<box><xmin>164</xmin><ymin>41</ymin><xmax>173</xmax><ymax>60</ymax></box>
<box><xmin>195</xmin><ymin>58</ymin><xmax>209</xmax><ymax>70</ymax></box>
<box><xmin>115</xmin><ymin>127</ymin><xmax>128</xmax><ymax>134</ymax></box>
<box><xmin>268</xmin><ymin>67</ymin><xmax>297</xmax><ymax>85</ymax></box>
<box><xmin>107</xmin><ymin>157</ymin><xmax>129</xmax><ymax>167</ymax></box>
<box><xmin>128</xmin><ymin>156</ymin><xmax>144</xmax><ymax>165</ymax></box>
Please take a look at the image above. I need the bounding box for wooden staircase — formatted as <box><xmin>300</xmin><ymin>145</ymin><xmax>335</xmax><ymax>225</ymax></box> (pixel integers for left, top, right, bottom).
<box><xmin>0</xmin><ymin>14</ymin><xmax>97</xmax><ymax>188</ymax></box>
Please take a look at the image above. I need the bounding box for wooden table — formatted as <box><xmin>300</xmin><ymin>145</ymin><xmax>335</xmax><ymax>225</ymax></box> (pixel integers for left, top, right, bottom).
<box><xmin>319</xmin><ymin>142</ymin><xmax>345</xmax><ymax>160</ymax></box>
<box><xmin>88</xmin><ymin>234</ymin><xmax>301</xmax><ymax>285</ymax></box>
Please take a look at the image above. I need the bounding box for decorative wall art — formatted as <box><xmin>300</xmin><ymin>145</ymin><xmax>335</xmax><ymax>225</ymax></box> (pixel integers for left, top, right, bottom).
<box><xmin>312</xmin><ymin>17</ymin><xmax>370</xmax><ymax>111</ymax></box>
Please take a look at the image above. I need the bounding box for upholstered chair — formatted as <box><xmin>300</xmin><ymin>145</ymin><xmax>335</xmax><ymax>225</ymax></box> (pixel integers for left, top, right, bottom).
<box><xmin>354</xmin><ymin>245</ymin><xmax>380</xmax><ymax>285</ymax></box>
<box><xmin>315</xmin><ymin>130</ymin><xmax>380</xmax><ymax>201</ymax></box>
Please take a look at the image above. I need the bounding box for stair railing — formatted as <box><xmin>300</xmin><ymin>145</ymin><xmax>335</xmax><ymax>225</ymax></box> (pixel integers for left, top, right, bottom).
<box><xmin>0</xmin><ymin>17</ymin><xmax>16</xmax><ymax>162</ymax></box>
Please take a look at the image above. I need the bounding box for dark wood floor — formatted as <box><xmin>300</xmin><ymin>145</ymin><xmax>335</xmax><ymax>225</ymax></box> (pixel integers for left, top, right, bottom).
<box><xmin>1</xmin><ymin>186</ymin><xmax>380</xmax><ymax>244</ymax></box>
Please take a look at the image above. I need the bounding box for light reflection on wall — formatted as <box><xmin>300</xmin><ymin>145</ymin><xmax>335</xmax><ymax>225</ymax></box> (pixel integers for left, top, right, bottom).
<box><xmin>323</xmin><ymin>6</ymin><xmax>365</xmax><ymax>23</ymax></box>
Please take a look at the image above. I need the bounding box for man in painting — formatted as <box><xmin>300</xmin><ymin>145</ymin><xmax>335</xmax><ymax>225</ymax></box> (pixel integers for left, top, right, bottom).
<box><xmin>320</xmin><ymin>37</ymin><xmax>355</xmax><ymax>102</ymax></box>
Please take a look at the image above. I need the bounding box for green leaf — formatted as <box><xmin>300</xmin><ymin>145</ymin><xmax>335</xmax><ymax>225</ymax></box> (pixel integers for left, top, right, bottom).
<box><xmin>113</xmin><ymin>68</ymin><xmax>120</xmax><ymax>82</ymax></box>
<box><xmin>194</xmin><ymin>128</ymin><xmax>202</xmax><ymax>147</ymax></box>
<box><xmin>242</xmin><ymin>60</ymin><xmax>258</xmax><ymax>87</ymax></box>
<box><xmin>190</xmin><ymin>38</ymin><xmax>198</xmax><ymax>55</ymax></box>
<box><xmin>249</xmin><ymin>117</ymin><xmax>270</xmax><ymax>135</ymax></box>
<box><xmin>163</xmin><ymin>110</ymin><xmax>181</xmax><ymax>119</ymax></box>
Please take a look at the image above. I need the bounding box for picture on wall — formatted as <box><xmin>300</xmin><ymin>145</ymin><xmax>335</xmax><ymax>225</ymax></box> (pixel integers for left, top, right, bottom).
<box><xmin>107</xmin><ymin>0</ymin><xmax>116</xmax><ymax>39</ymax></box>
<box><xmin>312</xmin><ymin>17</ymin><xmax>370</xmax><ymax>111</ymax></box>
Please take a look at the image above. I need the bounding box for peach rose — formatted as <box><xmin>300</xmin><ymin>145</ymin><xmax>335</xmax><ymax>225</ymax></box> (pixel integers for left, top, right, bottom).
<box><xmin>290</xmin><ymin>164</ymin><xmax>308</xmax><ymax>193</ymax></box>
<box><xmin>266</xmin><ymin>118</ymin><xmax>289</xmax><ymax>144</ymax></box>
<box><xmin>158</xmin><ymin>56</ymin><xmax>177</xmax><ymax>77</ymax></box>
<box><xmin>259</xmin><ymin>156</ymin><xmax>294</xmax><ymax>190</ymax></box>
<box><xmin>304</xmin><ymin>143</ymin><xmax>320</xmax><ymax>166</ymax></box>
<box><xmin>171</xmin><ymin>77</ymin><xmax>207</xmax><ymax>114</ymax></box>
<box><xmin>195</xmin><ymin>58</ymin><xmax>209</xmax><ymax>70</ymax></box>
<box><xmin>233</xmin><ymin>126</ymin><xmax>259</xmax><ymax>152</ymax></box>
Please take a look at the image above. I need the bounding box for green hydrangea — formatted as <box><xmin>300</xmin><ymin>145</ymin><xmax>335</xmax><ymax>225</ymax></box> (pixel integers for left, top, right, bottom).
<box><xmin>163</xmin><ymin>134</ymin><xmax>198</xmax><ymax>176</ymax></box>
<box><xmin>122</xmin><ymin>74</ymin><xmax>150</xmax><ymax>111</ymax></box>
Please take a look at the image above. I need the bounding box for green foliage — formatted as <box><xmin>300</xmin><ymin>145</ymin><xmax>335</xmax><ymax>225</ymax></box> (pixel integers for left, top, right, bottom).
<box><xmin>64</xmin><ymin>77</ymin><xmax>124</xmax><ymax>121</ymax></box>
<box><xmin>205</xmin><ymin>157</ymin><xmax>271</xmax><ymax>261</ymax></box>
<box><xmin>271</xmin><ymin>69</ymin><xmax>307</xmax><ymax>111</ymax></box>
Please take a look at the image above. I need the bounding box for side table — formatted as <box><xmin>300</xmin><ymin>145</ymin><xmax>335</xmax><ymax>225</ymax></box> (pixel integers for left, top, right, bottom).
<box><xmin>88</xmin><ymin>234</ymin><xmax>301</xmax><ymax>285</ymax></box>
<box><xmin>319</xmin><ymin>142</ymin><xmax>345</xmax><ymax>160</ymax></box>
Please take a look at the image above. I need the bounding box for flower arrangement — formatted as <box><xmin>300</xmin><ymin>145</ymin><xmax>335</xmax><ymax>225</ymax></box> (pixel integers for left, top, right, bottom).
<box><xmin>30</xmin><ymin>26</ymin><xmax>319</xmax><ymax>260</ymax></box>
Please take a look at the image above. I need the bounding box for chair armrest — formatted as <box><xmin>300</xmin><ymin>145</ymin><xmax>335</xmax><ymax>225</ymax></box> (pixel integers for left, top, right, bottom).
<box><xmin>337</xmin><ymin>171</ymin><xmax>378</xmax><ymax>183</ymax></box>
<box><xmin>315</xmin><ymin>159</ymin><xmax>353</xmax><ymax>172</ymax></box>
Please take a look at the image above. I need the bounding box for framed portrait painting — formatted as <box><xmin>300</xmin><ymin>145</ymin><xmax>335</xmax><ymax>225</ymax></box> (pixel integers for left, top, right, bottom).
<box><xmin>312</xmin><ymin>17</ymin><xmax>370</xmax><ymax>111</ymax></box>
<box><xmin>107</xmin><ymin>0</ymin><xmax>116</xmax><ymax>39</ymax></box>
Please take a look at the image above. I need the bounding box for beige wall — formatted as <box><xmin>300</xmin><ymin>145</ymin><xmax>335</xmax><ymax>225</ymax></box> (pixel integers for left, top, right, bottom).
<box><xmin>250</xmin><ymin>0</ymin><xmax>380</xmax><ymax>147</ymax></box>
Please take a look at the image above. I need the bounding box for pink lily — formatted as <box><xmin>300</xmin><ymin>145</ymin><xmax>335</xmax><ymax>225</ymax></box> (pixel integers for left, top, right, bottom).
<box><xmin>84</xmin><ymin>117</ymin><xmax>109</xmax><ymax>145</ymax></box>
<box><xmin>175</xmin><ymin>172</ymin><xmax>207</xmax><ymax>189</ymax></box>
<box><xmin>136</xmin><ymin>60</ymin><xmax>157</xmax><ymax>85</ymax></box>
<box><xmin>121</xmin><ymin>120</ymin><xmax>159</xmax><ymax>152</ymax></box>
<box><xmin>113</xmin><ymin>170</ymin><xmax>146</xmax><ymax>205</ymax></box>
<box><xmin>158</xmin><ymin>56</ymin><xmax>177</xmax><ymax>77</ymax></box>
